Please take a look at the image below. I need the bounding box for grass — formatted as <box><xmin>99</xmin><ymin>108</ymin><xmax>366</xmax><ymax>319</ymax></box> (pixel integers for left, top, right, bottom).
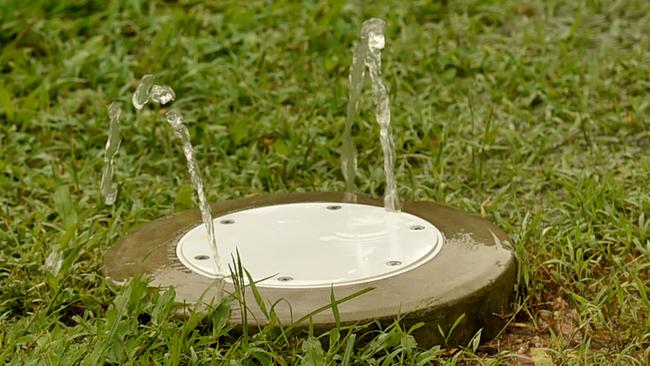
<box><xmin>1</xmin><ymin>0</ymin><xmax>649</xmax><ymax>364</ymax></box>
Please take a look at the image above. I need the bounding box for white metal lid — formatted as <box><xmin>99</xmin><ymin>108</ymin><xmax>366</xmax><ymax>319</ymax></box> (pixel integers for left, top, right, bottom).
<box><xmin>176</xmin><ymin>202</ymin><xmax>444</xmax><ymax>288</ymax></box>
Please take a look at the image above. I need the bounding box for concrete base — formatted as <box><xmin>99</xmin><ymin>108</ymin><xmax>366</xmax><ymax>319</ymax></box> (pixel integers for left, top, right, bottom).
<box><xmin>103</xmin><ymin>192</ymin><xmax>516</xmax><ymax>347</ymax></box>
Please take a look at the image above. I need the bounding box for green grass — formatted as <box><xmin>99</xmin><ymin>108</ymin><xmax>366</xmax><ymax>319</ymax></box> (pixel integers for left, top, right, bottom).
<box><xmin>1</xmin><ymin>0</ymin><xmax>649</xmax><ymax>364</ymax></box>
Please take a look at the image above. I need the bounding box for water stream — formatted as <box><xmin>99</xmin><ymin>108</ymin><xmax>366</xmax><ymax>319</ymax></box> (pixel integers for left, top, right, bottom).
<box><xmin>363</xmin><ymin>19</ymin><xmax>400</xmax><ymax>212</ymax></box>
<box><xmin>130</xmin><ymin>77</ymin><xmax>223</xmax><ymax>275</ymax></box>
<box><xmin>100</xmin><ymin>102</ymin><xmax>123</xmax><ymax>205</ymax></box>
<box><xmin>341</xmin><ymin>35</ymin><xmax>367</xmax><ymax>195</ymax></box>
<box><xmin>342</xmin><ymin>19</ymin><xmax>401</xmax><ymax>212</ymax></box>
<box><xmin>164</xmin><ymin>109</ymin><xmax>223</xmax><ymax>275</ymax></box>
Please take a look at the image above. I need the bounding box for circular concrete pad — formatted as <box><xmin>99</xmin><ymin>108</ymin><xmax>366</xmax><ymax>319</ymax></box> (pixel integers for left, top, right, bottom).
<box><xmin>104</xmin><ymin>192</ymin><xmax>516</xmax><ymax>347</ymax></box>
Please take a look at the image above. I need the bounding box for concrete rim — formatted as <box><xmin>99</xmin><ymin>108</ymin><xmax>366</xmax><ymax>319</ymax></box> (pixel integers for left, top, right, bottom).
<box><xmin>103</xmin><ymin>192</ymin><xmax>516</xmax><ymax>347</ymax></box>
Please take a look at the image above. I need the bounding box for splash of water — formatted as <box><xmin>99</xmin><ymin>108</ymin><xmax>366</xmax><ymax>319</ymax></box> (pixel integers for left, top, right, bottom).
<box><xmin>150</xmin><ymin>84</ymin><xmax>176</xmax><ymax>105</ymax></box>
<box><xmin>132</xmin><ymin>74</ymin><xmax>154</xmax><ymax>110</ymax></box>
<box><xmin>100</xmin><ymin>102</ymin><xmax>123</xmax><ymax>205</ymax></box>
<box><xmin>362</xmin><ymin>18</ymin><xmax>400</xmax><ymax>212</ymax></box>
<box><xmin>44</xmin><ymin>249</ymin><xmax>63</xmax><ymax>276</ymax></box>
<box><xmin>164</xmin><ymin>109</ymin><xmax>223</xmax><ymax>275</ymax></box>
<box><xmin>341</xmin><ymin>39</ymin><xmax>367</xmax><ymax>195</ymax></box>
<box><xmin>130</xmin><ymin>76</ymin><xmax>223</xmax><ymax>275</ymax></box>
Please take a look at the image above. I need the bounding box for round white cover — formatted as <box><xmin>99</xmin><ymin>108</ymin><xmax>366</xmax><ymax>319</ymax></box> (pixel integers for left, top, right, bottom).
<box><xmin>176</xmin><ymin>202</ymin><xmax>444</xmax><ymax>288</ymax></box>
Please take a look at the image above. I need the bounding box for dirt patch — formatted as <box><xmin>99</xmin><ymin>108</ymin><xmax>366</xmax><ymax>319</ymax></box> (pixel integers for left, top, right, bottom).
<box><xmin>480</xmin><ymin>294</ymin><xmax>620</xmax><ymax>364</ymax></box>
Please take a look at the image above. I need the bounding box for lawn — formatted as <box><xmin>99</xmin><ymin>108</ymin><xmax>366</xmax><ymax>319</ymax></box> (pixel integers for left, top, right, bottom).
<box><xmin>1</xmin><ymin>0</ymin><xmax>649</xmax><ymax>364</ymax></box>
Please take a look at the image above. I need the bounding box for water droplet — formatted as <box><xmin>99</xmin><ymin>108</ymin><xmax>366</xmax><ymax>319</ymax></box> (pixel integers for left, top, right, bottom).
<box><xmin>165</xmin><ymin>109</ymin><xmax>183</xmax><ymax>126</ymax></box>
<box><xmin>132</xmin><ymin>74</ymin><xmax>155</xmax><ymax>110</ymax></box>
<box><xmin>101</xmin><ymin>102</ymin><xmax>123</xmax><ymax>205</ymax></box>
<box><xmin>150</xmin><ymin>84</ymin><xmax>176</xmax><ymax>105</ymax></box>
<box><xmin>361</xmin><ymin>18</ymin><xmax>386</xmax><ymax>50</ymax></box>
<box><xmin>368</xmin><ymin>33</ymin><xmax>385</xmax><ymax>50</ymax></box>
<box><xmin>44</xmin><ymin>250</ymin><xmax>63</xmax><ymax>276</ymax></box>
<box><xmin>104</xmin><ymin>191</ymin><xmax>117</xmax><ymax>205</ymax></box>
<box><xmin>108</xmin><ymin>102</ymin><xmax>121</xmax><ymax>121</ymax></box>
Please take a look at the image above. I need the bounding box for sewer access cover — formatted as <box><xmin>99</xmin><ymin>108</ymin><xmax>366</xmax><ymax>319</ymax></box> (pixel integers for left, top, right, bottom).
<box><xmin>176</xmin><ymin>202</ymin><xmax>444</xmax><ymax>288</ymax></box>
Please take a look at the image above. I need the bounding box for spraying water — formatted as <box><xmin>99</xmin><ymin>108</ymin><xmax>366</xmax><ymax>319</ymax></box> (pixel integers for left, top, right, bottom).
<box><xmin>342</xmin><ymin>19</ymin><xmax>400</xmax><ymax>211</ymax></box>
<box><xmin>363</xmin><ymin>19</ymin><xmax>400</xmax><ymax>212</ymax></box>
<box><xmin>150</xmin><ymin>84</ymin><xmax>176</xmax><ymax>105</ymax></box>
<box><xmin>132</xmin><ymin>74</ymin><xmax>155</xmax><ymax>110</ymax></box>
<box><xmin>100</xmin><ymin>102</ymin><xmax>123</xmax><ymax>205</ymax></box>
<box><xmin>164</xmin><ymin>109</ymin><xmax>222</xmax><ymax>275</ymax></box>
<box><xmin>341</xmin><ymin>36</ymin><xmax>367</xmax><ymax>195</ymax></box>
<box><xmin>131</xmin><ymin>77</ymin><xmax>223</xmax><ymax>275</ymax></box>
